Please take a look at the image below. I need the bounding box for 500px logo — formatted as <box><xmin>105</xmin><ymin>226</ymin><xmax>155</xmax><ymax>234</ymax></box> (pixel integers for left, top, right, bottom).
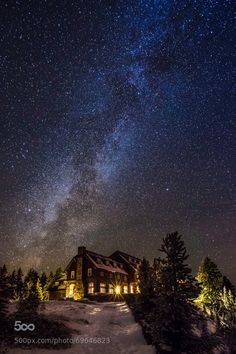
<box><xmin>14</xmin><ymin>321</ymin><xmax>35</xmax><ymax>331</ymax></box>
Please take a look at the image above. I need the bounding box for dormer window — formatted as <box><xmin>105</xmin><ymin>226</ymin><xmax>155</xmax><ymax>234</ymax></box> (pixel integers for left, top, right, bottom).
<box><xmin>71</xmin><ymin>271</ymin><xmax>75</xmax><ymax>279</ymax></box>
<box><xmin>87</xmin><ymin>268</ymin><xmax>92</xmax><ymax>276</ymax></box>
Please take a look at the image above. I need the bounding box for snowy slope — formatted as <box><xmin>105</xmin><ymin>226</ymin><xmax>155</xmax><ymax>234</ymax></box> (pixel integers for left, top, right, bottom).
<box><xmin>7</xmin><ymin>300</ymin><xmax>155</xmax><ymax>354</ymax></box>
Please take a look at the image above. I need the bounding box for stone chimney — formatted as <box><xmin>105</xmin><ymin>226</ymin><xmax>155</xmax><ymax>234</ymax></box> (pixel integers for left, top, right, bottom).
<box><xmin>78</xmin><ymin>246</ymin><xmax>86</xmax><ymax>256</ymax></box>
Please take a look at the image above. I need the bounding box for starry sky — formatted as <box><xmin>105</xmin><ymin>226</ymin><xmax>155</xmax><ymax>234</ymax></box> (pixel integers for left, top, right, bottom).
<box><xmin>0</xmin><ymin>1</ymin><xmax>235</xmax><ymax>282</ymax></box>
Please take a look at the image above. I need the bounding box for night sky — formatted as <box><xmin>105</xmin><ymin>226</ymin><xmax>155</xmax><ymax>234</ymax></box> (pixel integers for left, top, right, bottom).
<box><xmin>0</xmin><ymin>1</ymin><xmax>235</xmax><ymax>282</ymax></box>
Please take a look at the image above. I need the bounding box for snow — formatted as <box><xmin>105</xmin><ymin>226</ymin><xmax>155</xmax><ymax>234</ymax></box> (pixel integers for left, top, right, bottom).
<box><xmin>7</xmin><ymin>300</ymin><xmax>155</xmax><ymax>354</ymax></box>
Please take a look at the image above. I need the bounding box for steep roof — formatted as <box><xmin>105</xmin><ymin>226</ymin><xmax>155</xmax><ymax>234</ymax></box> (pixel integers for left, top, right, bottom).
<box><xmin>86</xmin><ymin>251</ymin><xmax>128</xmax><ymax>275</ymax></box>
<box><xmin>109</xmin><ymin>250</ymin><xmax>141</xmax><ymax>271</ymax></box>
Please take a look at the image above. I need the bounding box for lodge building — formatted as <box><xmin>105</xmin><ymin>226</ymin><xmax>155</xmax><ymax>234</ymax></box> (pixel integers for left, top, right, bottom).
<box><xmin>50</xmin><ymin>246</ymin><xmax>141</xmax><ymax>300</ymax></box>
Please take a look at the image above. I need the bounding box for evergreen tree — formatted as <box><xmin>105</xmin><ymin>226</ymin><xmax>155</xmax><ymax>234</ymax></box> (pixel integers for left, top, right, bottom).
<box><xmin>222</xmin><ymin>287</ymin><xmax>235</xmax><ymax>312</ymax></box>
<box><xmin>53</xmin><ymin>267</ymin><xmax>63</xmax><ymax>282</ymax></box>
<box><xmin>221</xmin><ymin>287</ymin><xmax>236</xmax><ymax>323</ymax></box>
<box><xmin>16</xmin><ymin>267</ymin><xmax>24</xmax><ymax>300</ymax></box>
<box><xmin>8</xmin><ymin>270</ymin><xmax>16</xmax><ymax>300</ymax></box>
<box><xmin>159</xmin><ymin>231</ymin><xmax>195</xmax><ymax>300</ymax></box>
<box><xmin>151</xmin><ymin>232</ymin><xmax>195</xmax><ymax>353</ymax></box>
<box><xmin>152</xmin><ymin>257</ymin><xmax>165</xmax><ymax>293</ymax></box>
<box><xmin>36</xmin><ymin>278</ymin><xmax>44</xmax><ymax>301</ymax></box>
<box><xmin>138</xmin><ymin>258</ymin><xmax>155</xmax><ymax>300</ymax></box>
<box><xmin>196</xmin><ymin>257</ymin><xmax>223</xmax><ymax>314</ymax></box>
<box><xmin>223</xmin><ymin>276</ymin><xmax>235</xmax><ymax>297</ymax></box>
<box><xmin>40</xmin><ymin>271</ymin><xmax>47</xmax><ymax>287</ymax></box>
<box><xmin>0</xmin><ymin>265</ymin><xmax>10</xmax><ymax>323</ymax></box>
<box><xmin>40</xmin><ymin>271</ymin><xmax>49</xmax><ymax>300</ymax></box>
<box><xmin>17</xmin><ymin>281</ymin><xmax>40</xmax><ymax>316</ymax></box>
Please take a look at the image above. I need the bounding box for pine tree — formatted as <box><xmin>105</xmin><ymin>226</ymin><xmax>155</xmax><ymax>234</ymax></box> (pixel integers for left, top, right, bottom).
<box><xmin>0</xmin><ymin>265</ymin><xmax>10</xmax><ymax>323</ymax></box>
<box><xmin>40</xmin><ymin>271</ymin><xmax>49</xmax><ymax>300</ymax></box>
<box><xmin>17</xmin><ymin>268</ymin><xmax>41</xmax><ymax>316</ymax></box>
<box><xmin>223</xmin><ymin>276</ymin><xmax>235</xmax><ymax>297</ymax></box>
<box><xmin>16</xmin><ymin>267</ymin><xmax>24</xmax><ymax>300</ymax></box>
<box><xmin>159</xmin><ymin>231</ymin><xmax>195</xmax><ymax>299</ymax></box>
<box><xmin>221</xmin><ymin>286</ymin><xmax>236</xmax><ymax>323</ymax></box>
<box><xmin>36</xmin><ymin>278</ymin><xmax>44</xmax><ymax>301</ymax></box>
<box><xmin>152</xmin><ymin>257</ymin><xmax>165</xmax><ymax>294</ymax></box>
<box><xmin>9</xmin><ymin>270</ymin><xmax>17</xmax><ymax>300</ymax></box>
<box><xmin>17</xmin><ymin>281</ymin><xmax>40</xmax><ymax>316</ymax></box>
<box><xmin>139</xmin><ymin>258</ymin><xmax>155</xmax><ymax>300</ymax></box>
<box><xmin>196</xmin><ymin>257</ymin><xmax>223</xmax><ymax>314</ymax></box>
<box><xmin>40</xmin><ymin>272</ymin><xmax>47</xmax><ymax>287</ymax></box>
<box><xmin>151</xmin><ymin>232</ymin><xmax>195</xmax><ymax>352</ymax></box>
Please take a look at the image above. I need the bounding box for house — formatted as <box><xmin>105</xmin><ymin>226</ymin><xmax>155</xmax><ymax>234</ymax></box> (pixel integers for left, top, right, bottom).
<box><xmin>49</xmin><ymin>246</ymin><xmax>141</xmax><ymax>300</ymax></box>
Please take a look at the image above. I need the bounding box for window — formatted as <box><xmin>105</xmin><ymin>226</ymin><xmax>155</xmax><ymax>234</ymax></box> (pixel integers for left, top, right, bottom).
<box><xmin>100</xmin><ymin>283</ymin><xmax>106</xmax><ymax>293</ymax></box>
<box><xmin>123</xmin><ymin>285</ymin><xmax>128</xmax><ymax>294</ymax></box>
<box><xmin>55</xmin><ymin>281</ymin><xmax>59</xmax><ymax>286</ymax></box>
<box><xmin>130</xmin><ymin>284</ymin><xmax>134</xmax><ymax>294</ymax></box>
<box><xmin>108</xmin><ymin>284</ymin><xmax>114</xmax><ymax>294</ymax></box>
<box><xmin>87</xmin><ymin>268</ymin><xmax>92</xmax><ymax>276</ymax></box>
<box><xmin>115</xmin><ymin>285</ymin><xmax>121</xmax><ymax>295</ymax></box>
<box><xmin>105</xmin><ymin>260</ymin><xmax>109</xmax><ymax>265</ymax></box>
<box><xmin>109</xmin><ymin>273</ymin><xmax>113</xmax><ymax>279</ymax></box>
<box><xmin>71</xmin><ymin>271</ymin><xmax>75</xmax><ymax>279</ymax></box>
<box><xmin>100</xmin><ymin>271</ymin><xmax>104</xmax><ymax>277</ymax></box>
<box><xmin>88</xmin><ymin>282</ymin><xmax>94</xmax><ymax>294</ymax></box>
<box><xmin>69</xmin><ymin>284</ymin><xmax>75</xmax><ymax>297</ymax></box>
<box><xmin>116</xmin><ymin>274</ymin><xmax>120</xmax><ymax>280</ymax></box>
<box><xmin>113</xmin><ymin>262</ymin><xmax>117</xmax><ymax>267</ymax></box>
<box><xmin>124</xmin><ymin>275</ymin><xmax>127</xmax><ymax>282</ymax></box>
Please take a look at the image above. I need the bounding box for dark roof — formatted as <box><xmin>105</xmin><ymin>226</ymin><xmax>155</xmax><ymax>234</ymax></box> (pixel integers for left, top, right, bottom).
<box><xmin>65</xmin><ymin>249</ymin><xmax>128</xmax><ymax>275</ymax></box>
<box><xmin>87</xmin><ymin>253</ymin><xmax>128</xmax><ymax>275</ymax></box>
<box><xmin>109</xmin><ymin>250</ymin><xmax>141</xmax><ymax>271</ymax></box>
<box><xmin>110</xmin><ymin>250</ymin><xmax>141</xmax><ymax>261</ymax></box>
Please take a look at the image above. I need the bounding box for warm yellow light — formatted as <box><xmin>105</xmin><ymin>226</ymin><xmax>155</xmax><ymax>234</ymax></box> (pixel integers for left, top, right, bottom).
<box><xmin>115</xmin><ymin>285</ymin><xmax>121</xmax><ymax>295</ymax></box>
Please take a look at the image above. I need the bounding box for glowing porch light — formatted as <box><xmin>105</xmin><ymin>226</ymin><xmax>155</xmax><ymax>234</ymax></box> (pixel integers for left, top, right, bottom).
<box><xmin>115</xmin><ymin>285</ymin><xmax>121</xmax><ymax>295</ymax></box>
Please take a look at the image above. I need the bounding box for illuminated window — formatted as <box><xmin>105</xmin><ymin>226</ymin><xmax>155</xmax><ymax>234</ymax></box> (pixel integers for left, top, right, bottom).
<box><xmin>88</xmin><ymin>282</ymin><xmax>94</xmax><ymax>294</ymax></box>
<box><xmin>100</xmin><ymin>283</ymin><xmax>106</xmax><ymax>293</ymax></box>
<box><xmin>123</xmin><ymin>285</ymin><xmax>128</xmax><ymax>294</ymax></box>
<box><xmin>69</xmin><ymin>284</ymin><xmax>75</xmax><ymax>297</ymax></box>
<box><xmin>55</xmin><ymin>281</ymin><xmax>59</xmax><ymax>286</ymax></box>
<box><xmin>108</xmin><ymin>284</ymin><xmax>114</xmax><ymax>294</ymax></box>
<box><xmin>130</xmin><ymin>284</ymin><xmax>134</xmax><ymax>293</ymax></box>
<box><xmin>87</xmin><ymin>268</ymin><xmax>92</xmax><ymax>276</ymax></box>
<box><xmin>71</xmin><ymin>271</ymin><xmax>75</xmax><ymax>279</ymax></box>
<box><xmin>136</xmin><ymin>285</ymin><xmax>140</xmax><ymax>293</ymax></box>
<box><xmin>115</xmin><ymin>285</ymin><xmax>121</xmax><ymax>295</ymax></box>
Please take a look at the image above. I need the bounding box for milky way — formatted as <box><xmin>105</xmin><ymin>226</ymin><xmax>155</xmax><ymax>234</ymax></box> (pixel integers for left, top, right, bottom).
<box><xmin>0</xmin><ymin>1</ymin><xmax>235</xmax><ymax>282</ymax></box>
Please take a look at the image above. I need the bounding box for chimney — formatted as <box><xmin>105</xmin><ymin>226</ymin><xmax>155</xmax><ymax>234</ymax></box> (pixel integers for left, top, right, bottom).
<box><xmin>78</xmin><ymin>246</ymin><xmax>86</xmax><ymax>256</ymax></box>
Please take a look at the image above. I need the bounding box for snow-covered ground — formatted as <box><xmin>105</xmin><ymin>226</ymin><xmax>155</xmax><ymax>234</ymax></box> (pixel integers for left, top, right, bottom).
<box><xmin>7</xmin><ymin>300</ymin><xmax>155</xmax><ymax>354</ymax></box>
